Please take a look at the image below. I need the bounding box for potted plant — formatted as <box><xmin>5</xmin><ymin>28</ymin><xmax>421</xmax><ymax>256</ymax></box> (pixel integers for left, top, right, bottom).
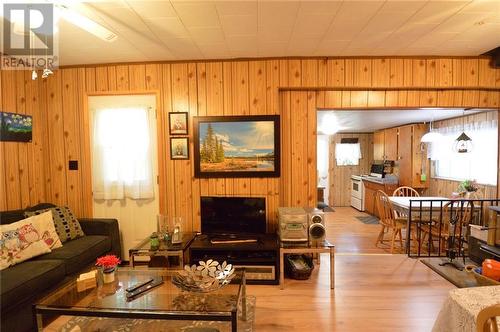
<box><xmin>96</xmin><ymin>255</ymin><xmax>121</xmax><ymax>283</ymax></box>
<box><xmin>458</xmin><ymin>179</ymin><xmax>479</xmax><ymax>199</ymax></box>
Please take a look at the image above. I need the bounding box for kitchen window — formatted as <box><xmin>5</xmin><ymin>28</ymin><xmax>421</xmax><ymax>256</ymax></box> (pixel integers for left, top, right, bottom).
<box><xmin>429</xmin><ymin>118</ymin><xmax>498</xmax><ymax>185</ymax></box>
<box><xmin>335</xmin><ymin>142</ymin><xmax>362</xmax><ymax>166</ymax></box>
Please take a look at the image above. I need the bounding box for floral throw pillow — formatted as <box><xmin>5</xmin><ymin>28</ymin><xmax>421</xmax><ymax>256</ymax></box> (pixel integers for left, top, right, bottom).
<box><xmin>25</xmin><ymin>206</ymin><xmax>84</xmax><ymax>243</ymax></box>
<box><xmin>0</xmin><ymin>217</ymin><xmax>52</xmax><ymax>270</ymax></box>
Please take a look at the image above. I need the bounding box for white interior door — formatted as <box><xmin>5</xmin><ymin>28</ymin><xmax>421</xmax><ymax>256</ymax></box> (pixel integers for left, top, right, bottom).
<box><xmin>89</xmin><ymin>95</ymin><xmax>159</xmax><ymax>260</ymax></box>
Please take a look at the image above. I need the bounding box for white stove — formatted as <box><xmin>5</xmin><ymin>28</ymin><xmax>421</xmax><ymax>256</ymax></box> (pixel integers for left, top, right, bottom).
<box><xmin>350</xmin><ymin>175</ymin><xmax>365</xmax><ymax>211</ymax></box>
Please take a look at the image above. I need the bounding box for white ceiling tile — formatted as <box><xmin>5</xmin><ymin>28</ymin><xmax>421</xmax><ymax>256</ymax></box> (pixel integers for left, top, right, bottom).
<box><xmin>172</xmin><ymin>1</ymin><xmax>220</xmax><ymax>28</ymax></box>
<box><xmin>410</xmin><ymin>32</ymin><xmax>458</xmax><ymax>48</ymax></box>
<box><xmin>215</xmin><ymin>1</ymin><xmax>258</xmax><ymax>16</ymax></box>
<box><xmin>145</xmin><ymin>17</ymin><xmax>190</xmax><ymax>38</ymax></box>
<box><xmin>333</xmin><ymin>1</ymin><xmax>386</xmax><ymax>24</ymax></box>
<box><xmin>258</xmin><ymin>1</ymin><xmax>300</xmax><ymax>27</ymax></box>
<box><xmin>298</xmin><ymin>1</ymin><xmax>343</xmax><ymax>14</ymax></box>
<box><xmin>326</xmin><ymin>22</ymin><xmax>367</xmax><ymax>40</ymax></box>
<box><xmin>188</xmin><ymin>27</ymin><xmax>225</xmax><ymax>44</ymax></box>
<box><xmin>406</xmin><ymin>1</ymin><xmax>470</xmax><ymax>24</ymax></box>
<box><xmin>315</xmin><ymin>39</ymin><xmax>351</xmax><ymax>54</ymax></box>
<box><xmin>379</xmin><ymin>1</ymin><xmax>428</xmax><ymax>13</ymax></box>
<box><xmin>127</xmin><ymin>1</ymin><xmax>177</xmax><ymax>18</ymax></box>
<box><xmin>226</xmin><ymin>35</ymin><xmax>258</xmax><ymax>48</ymax></box>
<box><xmin>219</xmin><ymin>15</ymin><xmax>257</xmax><ymax>36</ymax></box>
<box><xmin>93</xmin><ymin>7</ymin><xmax>150</xmax><ymax>32</ymax></box>
<box><xmin>257</xmin><ymin>25</ymin><xmax>293</xmax><ymax>42</ymax></box>
<box><xmin>292</xmin><ymin>13</ymin><xmax>336</xmax><ymax>36</ymax></box>
<box><xmin>460</xmin><ymin>0</ymin><xmax>500</xmax><ymax>13</ymax></box>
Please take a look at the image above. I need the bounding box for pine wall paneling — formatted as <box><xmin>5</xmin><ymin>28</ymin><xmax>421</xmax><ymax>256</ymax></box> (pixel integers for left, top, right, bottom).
<box><xmin>1</xmin><ymin>57</ymin><xmax>499</xmax><ymax>233</ymax></box>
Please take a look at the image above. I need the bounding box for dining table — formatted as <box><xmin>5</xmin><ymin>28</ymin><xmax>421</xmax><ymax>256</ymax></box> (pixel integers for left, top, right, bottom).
<box><xmin>432</xmin><ymin>285</ymin><xmax>500</xmax><ymax>332</ymax></box>
<box><xmin>388</xmin><ymin>196</ymin><xmax>450</xmax><ymax>253</ymax></box>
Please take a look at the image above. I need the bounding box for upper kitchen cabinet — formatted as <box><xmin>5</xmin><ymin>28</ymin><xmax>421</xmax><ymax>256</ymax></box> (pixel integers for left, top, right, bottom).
<box><xmin>397</xmin><ymin>124</ymin><xmax>429</xmax><ymax>189</ymax></box>
<box><xmin>373</xmin><ymin>131</ymin><xmax>385</xmax><ymax>161</ymax></box>
<box><xmin>383</xmin><ymin>128</ymin><xmax>399</xmax><ymax>161</ymax></box>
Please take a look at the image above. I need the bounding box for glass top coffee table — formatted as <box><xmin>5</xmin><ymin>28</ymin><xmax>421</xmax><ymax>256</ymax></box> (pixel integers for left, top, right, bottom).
<box><xmin>128</xmin><ymin>232</ymin><xmax>197</xmax><ymax>269</ymax></box>
<box><xmin>35</xmin><ymin>269</ymin><xmax>247</xmax><ymax>332</ymax></box>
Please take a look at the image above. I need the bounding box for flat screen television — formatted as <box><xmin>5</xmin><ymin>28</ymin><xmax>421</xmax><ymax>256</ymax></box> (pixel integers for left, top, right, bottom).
<box><xmin>201</xmin><ymin>196</ymin><xmax>266</xmax><ymax>236</ymax></box>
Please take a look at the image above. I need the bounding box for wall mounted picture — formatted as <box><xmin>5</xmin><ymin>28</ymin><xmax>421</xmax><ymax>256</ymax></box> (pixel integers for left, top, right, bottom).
<box><xmin>169</xmin><ymin>112</ymin><xmax>188</xmax><ymax>135</ymax></box>
<box><xmin>0</xmin><ymin>112</ymin><xmax>32</xmax><ymax>142</ymax></box>
<box><xmin>170</xmin><ymin>137</ymin><xmax>189</xmax><ymax>160</ymax></box>
<box><xmin>193</xmin><ymin>115</ymin><xmax>280</xmax><ymax>178</ymax></box>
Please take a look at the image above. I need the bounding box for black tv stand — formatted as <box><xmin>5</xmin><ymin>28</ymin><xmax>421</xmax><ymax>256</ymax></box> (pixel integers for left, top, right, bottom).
<box><xmin>189</xmin><ymin>233</ymin><xmax>279</xmax><ymax>285</ymax></box>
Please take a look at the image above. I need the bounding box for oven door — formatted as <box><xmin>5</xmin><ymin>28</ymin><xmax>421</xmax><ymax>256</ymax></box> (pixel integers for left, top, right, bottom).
<box><xmin>351</xmin><ymin>179</ymin><xmax>362</xmax><ymax>199</ymax></box>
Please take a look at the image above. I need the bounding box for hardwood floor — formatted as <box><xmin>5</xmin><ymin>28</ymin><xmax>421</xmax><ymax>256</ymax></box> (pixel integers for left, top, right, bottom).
<box><xmin>250</xmin><ymin>254</ymin><xmax>454</xmax><ymax>332</ymax></box>
<box><xmin>325</xmin><ymin>207</ymin><xmax>401</xmax><ymax>254</ymax></box>
<box><xmin>247</xmin><ymin>207</ymin><xmax>454</xmax><ymax>331</ymax></box>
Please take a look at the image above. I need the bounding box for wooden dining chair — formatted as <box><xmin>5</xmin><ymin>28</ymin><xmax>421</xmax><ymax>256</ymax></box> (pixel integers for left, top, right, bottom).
<box><xmin>393</xmin><ymin>186</ymin><xmax>420</xmax><ymax>197</ymax></box>
<box><xmin>420</xmin><ymin>201</ymin><xmax>472</xmax><ymax>254</ymax></box>
<box><xmin>477</xmin><ymin>304</ymin><xmax>500</xmax><ymax>332</ymax></box>
<box><xmin>374</xmin><ymin>190</ymin><xmax>408</xmax><ymax>254</ymax></box>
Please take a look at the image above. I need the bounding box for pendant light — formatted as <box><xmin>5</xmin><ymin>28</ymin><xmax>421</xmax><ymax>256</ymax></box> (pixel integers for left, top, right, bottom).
<box><xmin>421</xmin><ymin>110</ymin><xmax>443</xmax><ymax>143</ymax></box>
<box><xmin>453</xmin><ymin>111</ymin><xmax>473</xmax><ymax>153</ymax></box>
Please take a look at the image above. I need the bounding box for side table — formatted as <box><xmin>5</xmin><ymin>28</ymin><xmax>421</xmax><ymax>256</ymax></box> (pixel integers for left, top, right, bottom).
<box><xmin>129</xmin><ymin>232</ymin><xmax>197</xmax><ymax>269</ymax></box>
<box><xmin>279</xmin><ymin>240</ymin><xmax>335</xmax><ymax>289</ymax></box>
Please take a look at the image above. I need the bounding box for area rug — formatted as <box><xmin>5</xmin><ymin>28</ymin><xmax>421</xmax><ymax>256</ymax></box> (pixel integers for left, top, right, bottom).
<box><xmin>55</xmin><ymin>296</ymin><xmax>255</xmax><ymax>332</ymax></box>
<box><xmin>420</xmin><ymin>258</ymin><xmax>479</xmax><ymax>288</ymax></box>
<box><xmin>355</xmin><ymin>216</ymin><xmax>379</xmax><ymax>224</ymax></box>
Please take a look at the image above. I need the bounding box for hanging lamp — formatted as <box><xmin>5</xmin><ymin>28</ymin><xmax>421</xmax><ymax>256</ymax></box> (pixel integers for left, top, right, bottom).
<box><xmin>453</xmin><ymin>111</ymin><xmax>473</xmax><ymax>153</ymax></box>
<box><xmin>421</xmin><ymin>113</ymin><xmax>442</xmax><ymax>143</ymax></box>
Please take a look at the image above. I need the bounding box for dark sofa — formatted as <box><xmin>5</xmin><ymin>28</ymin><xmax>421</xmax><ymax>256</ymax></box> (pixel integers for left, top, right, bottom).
<box><xmin>0</xmin><ymin>203</ymin><xmax>121</xmax><ymax>332</ymax></box>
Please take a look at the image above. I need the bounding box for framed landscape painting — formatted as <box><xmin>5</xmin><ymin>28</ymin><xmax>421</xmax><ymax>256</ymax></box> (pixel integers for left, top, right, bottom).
<box><xmin>193</xmin><ymin>115</ymin><xmax>280</xmax><ymax>178</ymax></box>
<box><xmin>0</xmin><ymin>112</ymin><xmax>32</xmax><ymax>142</ymax></box>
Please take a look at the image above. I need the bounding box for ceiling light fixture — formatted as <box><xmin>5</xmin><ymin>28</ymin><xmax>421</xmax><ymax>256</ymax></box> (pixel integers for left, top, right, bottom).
<box><xmin>453</xmin><ymin>110</ymin><xmax>473</xmax><ymax>153</ymax></box>
<box><xmin>321</xmin><ymin>114</ymin><xmax>342</xmax><ymax>135</ymax></box>
<box><xmin>421</xmin><ymin>111</ymin><xmax>443</xmax><ymax>143</ymax></box>
<box><xmin>57</xmin><ymin>5</ymin><xmax>118</xmax><ymax>42</ymax></box>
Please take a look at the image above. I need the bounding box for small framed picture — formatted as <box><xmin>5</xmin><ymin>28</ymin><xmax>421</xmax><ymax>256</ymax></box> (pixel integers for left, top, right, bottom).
<box><xmin>169</xmin><ymin>112</ymin><xmax>188</xmax><ymax>135</ymax></box>
<box><xmin>170</xmin><ymin>137</ymin><xmax>189</xmax><ymax>160</ymax></box>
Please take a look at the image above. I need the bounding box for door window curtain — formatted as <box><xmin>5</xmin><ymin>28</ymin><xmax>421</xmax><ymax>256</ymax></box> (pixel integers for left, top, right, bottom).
<box><xmin>92</xmin><ymin>107</ymin><xmax>155</xmax><ymax>200</ymax></box>
<box><xmin>429</xmin><ymin>117</ymin><xmax>498</xmax><ymax>185</ymax></box>
<box><xmin>335</xmin><ymin>143</ymin><xmax>362</xmax><ymax>166</ymax></box>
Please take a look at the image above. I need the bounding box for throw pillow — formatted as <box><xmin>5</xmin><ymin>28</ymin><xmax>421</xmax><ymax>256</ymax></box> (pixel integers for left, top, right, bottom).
<box><xmin>25</xmin><ymin>206</ymin><xmax>84</xmax><ymax>243</ymax></box>
<box><xmin>0</xmin><ymin>216</ymin><xmax>52</xmax><ymax>270</ymax></box>
<box><xmin>30</xmin><ymin>211</ymin><xmax>63</xmax><ymax>249</ymax></box>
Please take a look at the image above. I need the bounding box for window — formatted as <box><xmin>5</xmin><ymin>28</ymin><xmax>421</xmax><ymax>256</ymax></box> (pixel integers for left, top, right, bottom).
<box><xmin>335</xmin><ymin>143</ymin><xmax>361</xmax><ymax>166</ymax></box>
<box><xmin>92</xmin><ymin>107</ymin><xmax>155</xmax><ymax>200</ymax></box>
<box><xmin>429</xmin><ymin>118</ymin><xmax>498</xmax><ymax>185</ymax></box>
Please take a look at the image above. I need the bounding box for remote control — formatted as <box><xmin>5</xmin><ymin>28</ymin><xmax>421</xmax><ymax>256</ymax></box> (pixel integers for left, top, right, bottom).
<box><xmin>126</xmin><ymin>278</ymin><xmax>154</xmax><ymax>293</ymax></box>
<box><xmin>126</xmin><ymin>278</ymin><xmax>164</xmax><ymax>300</ymax></box>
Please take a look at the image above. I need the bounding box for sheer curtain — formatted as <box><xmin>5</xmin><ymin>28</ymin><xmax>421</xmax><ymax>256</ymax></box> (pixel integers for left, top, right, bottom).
<box><xmin>92</xmin><ymin>107</ymin><xmax>155</xmax><ymax>200</ymax></box>
<box><xmin>335</xmin><ymin>143</ymin><xmax>362</xmax><ymax>166</ymax></box>
<box><xmin>429</xmin><ymin>117</ymin><xmax>498</xmax><ymax>185</ymax></box>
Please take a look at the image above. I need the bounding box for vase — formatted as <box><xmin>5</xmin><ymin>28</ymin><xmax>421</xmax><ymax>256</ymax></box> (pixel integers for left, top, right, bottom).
<box><xmin>102</xmin><ymin>268</ymin><xmax>115</xmax><ymax>283</ymax></box>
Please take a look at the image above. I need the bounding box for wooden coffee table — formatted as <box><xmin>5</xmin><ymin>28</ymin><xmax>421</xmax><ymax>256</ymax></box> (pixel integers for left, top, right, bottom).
<box><xmin>34</xmin><ymin>269</ymin><xmax>247</xmax><ymax>332</ymax></box>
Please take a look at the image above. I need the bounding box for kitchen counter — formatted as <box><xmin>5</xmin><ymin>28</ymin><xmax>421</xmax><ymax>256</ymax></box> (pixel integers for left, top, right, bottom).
<box><xmin>360</xmin><ymin>176</ymin><xmax>398</xmax><ymax>185</ymax></box>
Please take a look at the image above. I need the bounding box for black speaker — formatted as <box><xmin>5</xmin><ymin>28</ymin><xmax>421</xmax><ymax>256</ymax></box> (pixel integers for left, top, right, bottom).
<box><xmin>483</xmin><ymin>46</ymin><xmax>500</xmax><ymax>68</ymax></box>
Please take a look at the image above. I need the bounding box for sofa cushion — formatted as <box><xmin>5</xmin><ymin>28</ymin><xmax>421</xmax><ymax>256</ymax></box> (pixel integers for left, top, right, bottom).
<box><xmin>25</xmin><ymin>206</ymin><xmax>84</xmax><ymax>243</ymax></box>
<box><xmin>0</xmin><ymin>259</ymin><xmax>65</xmax><ymax>309</ymax></box>
<box><xmin>0</xmin><ymin>216</ymin><xmax>52</xmax><ymax>270</ymax></box>
<box><xmin>34</xmin><ymin>235</ymin><xmax>111</xmax><ymax>275</ymax></box>
<box><xmin>0</xmin><ymin>209</ymin><xmax>25</xmax><ymax>225</ymax></box>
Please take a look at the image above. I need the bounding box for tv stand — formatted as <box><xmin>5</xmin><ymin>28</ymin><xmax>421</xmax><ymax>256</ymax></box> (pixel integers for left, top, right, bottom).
<box><xmin>189</xmin><ymin>233</ymin><xmax>279</xmax><ymax>285</ymax></box>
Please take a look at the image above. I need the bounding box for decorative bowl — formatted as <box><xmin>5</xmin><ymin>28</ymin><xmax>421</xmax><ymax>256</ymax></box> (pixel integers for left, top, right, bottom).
<box><xmin>172</xmin><ymin>260</ymin><xmax>235</xmax><ymax>293</ymax></box>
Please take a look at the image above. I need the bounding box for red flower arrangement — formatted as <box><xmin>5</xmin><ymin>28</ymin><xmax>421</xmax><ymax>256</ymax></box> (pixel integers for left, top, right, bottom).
<box><xmin>96</xmin><ymin>255</ymin><xmax>121</xmax><ymax>272</ymax></box>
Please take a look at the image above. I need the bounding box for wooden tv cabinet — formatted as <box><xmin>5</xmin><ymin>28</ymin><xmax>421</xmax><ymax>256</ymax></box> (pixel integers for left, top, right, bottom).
<box><xmin>189</xmin><ymin>233</ymin><xmax>280</xmax><ymax>285</ymax></box>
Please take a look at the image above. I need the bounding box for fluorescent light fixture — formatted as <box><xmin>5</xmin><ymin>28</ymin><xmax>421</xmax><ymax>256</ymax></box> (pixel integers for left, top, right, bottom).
<box><xmin>58</xmin><ymin>6</ymin><xmax>117</xmax><ymax>42</ymax></box>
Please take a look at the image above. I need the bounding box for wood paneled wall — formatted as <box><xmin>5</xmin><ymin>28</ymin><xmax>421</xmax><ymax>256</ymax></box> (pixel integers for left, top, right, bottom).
<box><xmin>1</xmin><ymin>57</ymin><xmax>499</xmax><ymax>232</ymax></box>
<box><xmin>427</xmin><ymin>110</ymin><xmax>498</xmax><ymax>199</ymax></box>
<box><xmin>328</xmin><ymin>133</ymin><xmax>374</xmax><ymax>207</ymax></box>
